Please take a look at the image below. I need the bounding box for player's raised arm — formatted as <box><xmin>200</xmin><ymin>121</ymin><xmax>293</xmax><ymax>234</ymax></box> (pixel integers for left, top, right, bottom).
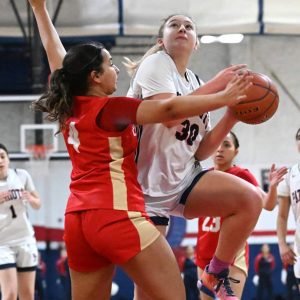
<box><xmin>260</xmin><ymin>164</ymin><xmax>288</xmax><ymax>211</ymax></box>
<box><xmin>28</xmin><ymin>0</ymin><xmax>66</xmax><ymax>72</ymax></box>
<box><xmin>277</xmin><ymin>195</ymin><xmax>297</xmax><ymax>265</ymax></box>
<box><xmin>136</xmin><ymin>74</ymin><xmax>252</xmax><ymax>125</ymax></box>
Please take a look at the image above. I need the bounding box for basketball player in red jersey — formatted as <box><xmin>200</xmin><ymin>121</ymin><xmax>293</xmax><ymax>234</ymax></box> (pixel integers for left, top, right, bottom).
<box><xmin>28</xmin><ymin>1</ymin><xmax>253</xmax><ymax>299</ymax></box>
<box><xmin>196</xmin><ymin>132</ymin><xmax>287</xmax><ymax>299</ymax></box>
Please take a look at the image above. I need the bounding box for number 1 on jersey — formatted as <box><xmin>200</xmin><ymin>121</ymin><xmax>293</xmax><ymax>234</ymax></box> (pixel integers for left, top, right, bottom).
<box><xmin>9</xmin><ymin>205</ymin><xmax>17</xmax><ymax>218</ymax></box>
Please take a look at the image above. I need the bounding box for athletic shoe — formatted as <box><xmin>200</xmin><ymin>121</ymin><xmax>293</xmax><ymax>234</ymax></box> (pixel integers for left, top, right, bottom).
<box><xmin>198</xmin><ymin>265</ymin><xmax>240</xmax><ymax>300</ymax></box>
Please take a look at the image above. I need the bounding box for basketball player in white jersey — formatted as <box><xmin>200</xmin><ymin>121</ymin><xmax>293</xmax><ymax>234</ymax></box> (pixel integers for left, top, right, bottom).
<box><xmin>125</xmin><ymin>14</ymin><xmax>285</xmax><ymax>300</ymax></box>
<box><xmin>277</xmin><ymin>128</ymin><xmax>300</xmax><ymax>292</ymax></box>
<box><xmin>0</xmin><ymin>143</ymin><xmax>41</xmax><ymax>300</ymax></box>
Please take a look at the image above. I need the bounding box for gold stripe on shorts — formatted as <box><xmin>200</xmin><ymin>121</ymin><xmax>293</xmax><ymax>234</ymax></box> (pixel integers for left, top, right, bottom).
<box><xmin>127</xmin><ymin>211</ymin><xmax>160</xmax><ymax>251</ymax></box>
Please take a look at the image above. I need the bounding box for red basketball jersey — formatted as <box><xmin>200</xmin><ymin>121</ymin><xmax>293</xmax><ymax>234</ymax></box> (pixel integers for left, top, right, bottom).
<box><xmin>63</xmin><ymin>96</ymin><xmax>145</xmax><ymax>213</ymax></box>
<box><xmin>196</xmin><ymin>166</ymin><xmax>259</xmax><ymax>268</ymax></box>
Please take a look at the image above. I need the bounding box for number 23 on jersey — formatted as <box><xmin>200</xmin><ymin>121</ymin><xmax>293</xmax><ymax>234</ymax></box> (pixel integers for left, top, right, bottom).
<box><xmin>202</xmin><ymin>216</ymin><xmax>221</xmax><ymax>233</ymax></box>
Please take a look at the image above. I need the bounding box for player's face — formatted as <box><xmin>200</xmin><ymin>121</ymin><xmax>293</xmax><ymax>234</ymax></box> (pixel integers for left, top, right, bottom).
<box><xmin>160</xmin><ymin>15</ymin><xmax>198</xmax><ymax>56</ymax></box>
<box><xmin>94</xmin><ymin>49</ymin><xmax>119</xmax><ymax>95</ymax></box>
<box><xmin>0</xmin><ymin>149</ymin><xmax>9</xmax><ymax>179</ymax></box>
<box><xmin>213</xmin><ymin>134</ymin><xmax>238</xmax><ymax>167</ymax></box>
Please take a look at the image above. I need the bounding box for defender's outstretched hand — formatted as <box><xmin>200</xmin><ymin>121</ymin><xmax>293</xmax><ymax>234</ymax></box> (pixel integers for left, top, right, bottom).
<box><xmin>268</xmin><ymin>164</ymin><xmax>288</xmax><ymax>188</ymax></box>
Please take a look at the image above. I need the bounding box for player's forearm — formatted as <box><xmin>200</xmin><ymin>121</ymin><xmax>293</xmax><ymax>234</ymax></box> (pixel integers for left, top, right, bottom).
<box><xmin>31</xmin><ymin>3</ymin><xmax>66</xmax><ymax>72</ymax></box>
<box><xmin>29</xmin><ymin>197</ymin><xmax>41</xmax><ymax>209</ymax></box>
<box><xmin>27</xmin><ymin>191</ymin><xmax>41</xmax><ymax>210</ymax></box>
<box><xmin>191</xmin><ymin>80</ymin><xmax>222</xmax><ymax>95</ymax></box>
<box><xmin>195</xmin><ymin>112</ymin><xmax>237</xmax><ymax>160</ymax></box>
<box><xmin>136</xmin><ymin>93</ymin><xmax>227</xmax><ymax>125</ymax></box>
<box><xmin>262</xmin><ymin>186</ymin><xmax>277</xmax><ymax>211</ymax></box>
<box><xmin>277</xmin><ymin>216</ymin><xmax>288</xmax><ymax>246</ymax></box>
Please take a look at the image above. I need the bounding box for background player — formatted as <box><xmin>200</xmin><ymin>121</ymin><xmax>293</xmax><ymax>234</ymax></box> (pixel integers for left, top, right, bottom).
<box><xmin>196</xmin><ymin>132</ymin><xmax>287</xmax><ymax>299</ymax></box>
<box><xmin>0</xmin><ymin>143</ymin><xmax>41</xmax><ymax>300</ymax></box>
<box><xmin>277</xmin><ymin>127</ymin><xmax>300</xmax><ymax>293</ymax></box>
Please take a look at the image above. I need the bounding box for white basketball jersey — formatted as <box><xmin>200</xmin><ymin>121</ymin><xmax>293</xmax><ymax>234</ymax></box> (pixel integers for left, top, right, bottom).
<box><xmin>277</xmin><ymin>163</ymin><xmax>300</xmax><ymax>254</ymax></box>
<box><xmin>128</xmin><ymin>51</ymin><xmax>211</xmax><ymax>197</ymax></box>
<box><xmin>0</xmin><ymin>168</ymin><xmax>36</xmax><ymax>245</ymax></box>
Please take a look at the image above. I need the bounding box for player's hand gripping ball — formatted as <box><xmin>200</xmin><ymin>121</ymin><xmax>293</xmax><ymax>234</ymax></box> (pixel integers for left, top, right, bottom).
<box><xmin>231</xmin><ymin>71</ymin><xmax>279</xmax><ymax>124</ymax></box>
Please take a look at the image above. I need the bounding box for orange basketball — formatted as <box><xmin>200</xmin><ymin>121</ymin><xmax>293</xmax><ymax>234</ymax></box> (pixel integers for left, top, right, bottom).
<box><xmin>230</xmin><ymin>71</ymin><xmax>279</xmax><ymax>124</ymax></box>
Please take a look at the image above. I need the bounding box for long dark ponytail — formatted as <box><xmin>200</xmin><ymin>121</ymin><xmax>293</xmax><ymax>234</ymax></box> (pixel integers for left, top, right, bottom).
<box><xmin>32</xmin><ymin>42</ymin><xmax>105</xmax><ymax>132</ymax></box>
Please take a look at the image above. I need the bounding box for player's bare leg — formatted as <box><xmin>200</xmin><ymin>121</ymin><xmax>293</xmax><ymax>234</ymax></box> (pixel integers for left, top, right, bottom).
<box><xmin>133</xmin><ymin>225</ymin><xmax>167</xmax><ymax>300</ymax></box>
<box><xmin>0</xmin><ymin>268</ymin><xmax>18</xmax><ymax>300</ymax></box>
<box><xmin>69</xmin><ymin>264</ymin><xmax>115</xmax><ymax>300</ymax></box>
<box><xmin>18</xmin><ymin>271</ymin><xmax>36</xmax><ymax>300</ymax></box>
<box><xmin>184</xmin><ymin>170</ymin><xmax>262</xmax><ymax>264</ymax></box>
<box><xmin>123</xmin><ymin>234</ymin><xmax>185</xmax><ymax>300</ymax></box>
<box><xmin>185</xmin><ymin>170</ymin><xmax>262</xmax><ymax>299</ymax></box>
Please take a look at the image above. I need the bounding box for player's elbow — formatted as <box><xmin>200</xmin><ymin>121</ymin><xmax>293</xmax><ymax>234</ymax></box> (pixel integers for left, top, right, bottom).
<box><xmin>263</xmin><ymin>202</ymin><xmax>276</xmax><ymax>211</ymax></box>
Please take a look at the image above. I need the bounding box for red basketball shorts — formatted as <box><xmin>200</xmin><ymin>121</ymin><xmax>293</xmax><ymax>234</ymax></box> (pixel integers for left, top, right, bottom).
<box><xmin>64</xmin><ymin>209</ymin><xmax>160</xmax><ymax>272</ymax></box>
